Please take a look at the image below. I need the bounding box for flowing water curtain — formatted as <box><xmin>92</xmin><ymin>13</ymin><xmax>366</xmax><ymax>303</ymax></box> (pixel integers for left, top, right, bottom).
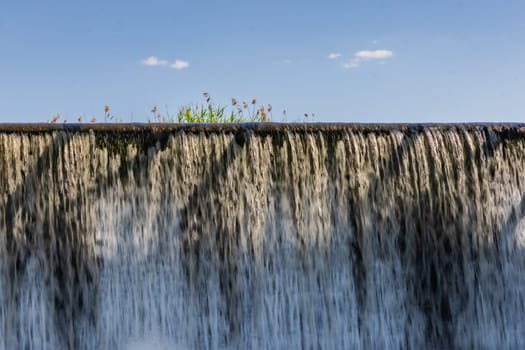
<box><xmin>1</xmin><ymin>125</ymin><xmax>525</xmax><ymax>349</ymax></box>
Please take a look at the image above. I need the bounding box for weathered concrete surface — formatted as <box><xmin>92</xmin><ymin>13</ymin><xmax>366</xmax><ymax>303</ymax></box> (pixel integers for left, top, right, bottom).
<box><xmin>1</xmin><ymin>122</ymin><xmax>525</xmax><ymax>134</ymax></box>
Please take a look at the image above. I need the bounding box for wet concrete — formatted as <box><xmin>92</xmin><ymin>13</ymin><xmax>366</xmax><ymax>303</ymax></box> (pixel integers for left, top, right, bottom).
<box><xmin>0</xmin><ymin>122</ymin><xmax>525</xmax><ymax>134</ymax></box>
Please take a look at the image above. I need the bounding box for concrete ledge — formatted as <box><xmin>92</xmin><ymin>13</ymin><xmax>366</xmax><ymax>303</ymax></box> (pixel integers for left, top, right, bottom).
<box><xmin>1</xmin><ymin>122</ymin><xmax>525</xmax><ymax>134</ymax></box>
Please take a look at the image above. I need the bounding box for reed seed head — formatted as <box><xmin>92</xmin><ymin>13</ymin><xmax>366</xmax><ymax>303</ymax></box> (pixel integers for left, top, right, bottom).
<box><xmin>260</xmin><ymin>107</ymin><xmax>267</xmax><ymax>121</ymax></box>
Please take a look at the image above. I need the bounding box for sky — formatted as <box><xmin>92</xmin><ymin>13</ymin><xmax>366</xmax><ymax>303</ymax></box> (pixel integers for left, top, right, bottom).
<box><xmin>1</xmin><ymin>0</ymin><xmax>524</xmax><ymax>123</ymax></box>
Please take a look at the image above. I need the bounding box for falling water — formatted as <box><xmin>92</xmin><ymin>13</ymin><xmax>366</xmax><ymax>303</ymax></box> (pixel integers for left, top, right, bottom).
<box><xmin>1</xmin><ymin>124</ymin><xmax>525</xmax><ymax>349</ymax></box>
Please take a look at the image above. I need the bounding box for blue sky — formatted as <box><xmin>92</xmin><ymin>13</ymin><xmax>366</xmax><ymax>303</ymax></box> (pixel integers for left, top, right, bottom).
<box><xmin>1</xmin><ymin>0</ymin><xmax>524</xmax><ymax>123</ymax></box>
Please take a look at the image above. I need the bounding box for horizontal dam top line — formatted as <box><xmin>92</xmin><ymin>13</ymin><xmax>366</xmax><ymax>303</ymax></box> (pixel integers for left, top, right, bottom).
<box><xmin>0</xmin><ymin>122</ymin><xmax>524</xmax><ymax>134</ymax></box>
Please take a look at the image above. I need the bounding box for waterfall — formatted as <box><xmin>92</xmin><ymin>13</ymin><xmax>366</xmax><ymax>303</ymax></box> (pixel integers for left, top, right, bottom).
<box><xmin>1</xmin><ymin>124</ymin><xmax>525</xmax><ymax>349</ymax></box>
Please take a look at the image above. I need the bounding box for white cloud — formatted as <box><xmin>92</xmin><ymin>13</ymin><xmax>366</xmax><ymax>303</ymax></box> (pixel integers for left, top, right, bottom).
<box><xmin>342</xmin><ymin>49</ymin><xmax>394</xmax><ymax>69</ymax></box>
<box><xmin>169</xmin><ymin>60</ymin><xmax>190</xmax><ymax>70</ymax></box>
<box><xmin>141</xmin><ymin>56</ymin><xmax>169</xmax><ymax>66</ymax></box>
<box><xmin>343</xmin><ymin>60</ymin><xmax>360</xmax><ymax>69</ymax></box>
<box><xmin>355</xmin><ymin>50</ymin><xmax>394</xmax><ymax>60</ymax></box>
<box><xmin>327</xmin><ymin>53</ymin><xmax>342</xmax><ymax>60</ymax></box>
<box><xmin>141</xmin><ymin>56</ymin><xmax>190</xmax><ymax>70</ymax></box>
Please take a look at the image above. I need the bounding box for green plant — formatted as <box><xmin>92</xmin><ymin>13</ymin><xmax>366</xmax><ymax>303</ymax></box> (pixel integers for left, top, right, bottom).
<box><xmin>176</xmin><ymin>93</ymin><xmax>270</xmax><ymax>123</ymax></box>
<box><xmin>46</xmin><ymin>92</ymin><xmax>312</xmax><ymax>124</ymax></box>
